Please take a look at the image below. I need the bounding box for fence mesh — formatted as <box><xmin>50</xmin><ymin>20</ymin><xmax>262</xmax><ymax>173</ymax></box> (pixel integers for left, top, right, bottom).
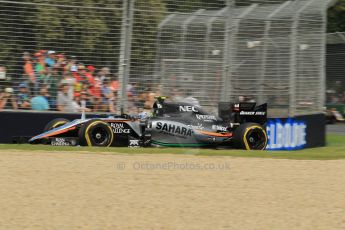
<box><xmin>0</xmin><ymin>0</ymin><xmax>335</xmax><ymax>117</ymax></box>
<box><xmin>326</xmin><ymin>32</ymin><xmax>345</xmax><ymax>104</ymax></box>
<box><xmin>153</xmin><ymin>0</ymin><xmax>331</xmax><ymax>116</ymax></box>
<box><xmin>0</xmin><ymin>0</ymin><xmax>123</xmax><ymax>113</ymax></box>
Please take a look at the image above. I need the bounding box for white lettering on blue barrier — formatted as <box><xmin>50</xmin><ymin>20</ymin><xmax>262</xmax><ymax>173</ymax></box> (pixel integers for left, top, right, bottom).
<box><xmin>266</xmin><ymin>119</ymin><xmax>306</xmax><ymax>150</ymax></box>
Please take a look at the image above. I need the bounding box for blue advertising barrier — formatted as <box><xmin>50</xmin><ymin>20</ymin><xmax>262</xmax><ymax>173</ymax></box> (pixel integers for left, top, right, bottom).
<box><xmin>266</xmin><ymin>118</ymin><xmax>307</xmax><ymax>150</ymax></box>
<box><xmin>266</xmin><ymin>114</ymin><xmax>326</xmax><ymax>150</ymax></box>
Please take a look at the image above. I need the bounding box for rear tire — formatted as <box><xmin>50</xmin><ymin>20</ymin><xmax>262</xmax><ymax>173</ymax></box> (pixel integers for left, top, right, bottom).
<box><xmin>233</xmin><ymin>123</ymin><xmax>267</xmax><ymax>150</ymax></box>
<box><xmin>78</xmin><ymin>120</ymin><xmax>114</xmax><ymax>147</ymax></box>
<box><xmin>44</xmin><ymin>118</ymin><xmax>70</xmax><ymax>132</ymax></box>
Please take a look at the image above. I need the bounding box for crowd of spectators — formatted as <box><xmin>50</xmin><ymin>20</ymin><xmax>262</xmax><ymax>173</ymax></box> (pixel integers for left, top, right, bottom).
<box><xmin>0</xmin><ymin>50</ymin><xmax>162</xmax><ymax>113</ymax></box>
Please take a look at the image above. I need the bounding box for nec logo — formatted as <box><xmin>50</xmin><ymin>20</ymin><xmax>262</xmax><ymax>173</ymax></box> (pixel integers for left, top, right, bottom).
<box><xmin>179</xmin><ymin>105</ymin><xmax>199</xmax><ymax>112</ymax></box>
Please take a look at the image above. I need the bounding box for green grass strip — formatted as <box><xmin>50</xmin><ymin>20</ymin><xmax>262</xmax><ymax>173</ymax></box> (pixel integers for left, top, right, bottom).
<box><xmin>0</xmin><ymin>134</ymin><xmax>344</xmax><ymax>160</ymax></box>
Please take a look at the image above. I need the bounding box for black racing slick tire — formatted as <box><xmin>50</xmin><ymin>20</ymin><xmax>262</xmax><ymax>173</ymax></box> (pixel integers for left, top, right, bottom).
<box><xmin>233</xmin><ymin>123</ymin><xmax>267</xmax><ymax>150</ymax></box>
<box><xmin>44</xmin><ymin>118</ymin><xmax>70</xmax><ymax>132</ymax></box>
<box><xmin>78</xmin><ymin>120</ymin><xmax>114</xmax><ymax>147</ymax></box>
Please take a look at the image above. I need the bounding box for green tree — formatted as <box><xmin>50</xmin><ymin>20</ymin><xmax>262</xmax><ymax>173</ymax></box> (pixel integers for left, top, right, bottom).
<box><xmin>0</xmin><ymin>0</ymin><xmax>123</xmax><ymax>77</ymax></box>
<box><xmin>163</xmin><ymin>0</ymin><xmax>224</xmax><ymax>12</ymax></box>
<box><xmin>328</xmin><ymin>0</ymin><xmax>345</xmax><ymax>32</ymax></box>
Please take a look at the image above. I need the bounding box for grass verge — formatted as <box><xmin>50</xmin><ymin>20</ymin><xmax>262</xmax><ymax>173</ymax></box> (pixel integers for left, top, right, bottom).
<box><xmin>0</xmin><ymin>134</ymin><xmax>344</xmax><ymax>160</ymax></box>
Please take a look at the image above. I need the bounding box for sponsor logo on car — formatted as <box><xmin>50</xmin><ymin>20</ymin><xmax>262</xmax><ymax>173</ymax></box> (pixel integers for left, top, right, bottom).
<box><xmin>179</xmin><ymin>105</ymin><xmax>199</xmax><ymax>112</ymax></box>
<box><xmin>212</xmin><ymin>125</ymin><xmax>227</xmax><ymax>132</ymax></box>
<box><xmin>156</xmin><ymin>122</ymin><xmax>193</xmax><ymax>136</ymax></box>
<box><xmin>188</xmin><ymin>123</ymin><xmax>204</xmax><ymax>130</ymax></box>
<box><xmin>196</xmin><ymin>114</ymin><xmax>217</xmax><ymax>122</ymax></box>
<box><xmin>51</xmin><ymin>137</ymin><xmax>76</xmax><ymax>146</ymax></box>
<box><xmin>129</xmin><ymin>139</ymin><xmax>140</xmax><ymax>148</ymax></box>
<box><xmin>110</xmin><ymin>123</ymin><xmax>131</xmax><ymax>134</ymax></box>
<box><xmin>240</xmin><ymin>111</ymin><xmax>266</xmax><ymax>115</ymax></box>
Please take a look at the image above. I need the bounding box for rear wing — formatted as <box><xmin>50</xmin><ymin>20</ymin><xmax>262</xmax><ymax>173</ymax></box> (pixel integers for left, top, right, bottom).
<box><xmin>218</xmin><ymin>102</ymin><xmax>267</xmax><ymax>125</ymax></box>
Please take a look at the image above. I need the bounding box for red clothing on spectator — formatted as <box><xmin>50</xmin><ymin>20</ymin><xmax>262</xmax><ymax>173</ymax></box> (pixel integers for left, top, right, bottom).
<box><xmin>24</xmin><ymin>61</ymin><xmax>35</xmax><ymax>83</ymax></box>
<box><xmin>85</xmin><ymin>72</ymin><xmax>95</xmax><ymax>85</ymax></box>
<box><xmin>90</xmin><ymin>77</ymin><xmax>102</xmax><ymax>98</ymax></box>
<box><xmin>72</xmin><ymin>72</ymin><xmax>83</xmax><ymax>82</ymax></box>
<box><xmin>84</xmin><ymin>72</ymin><xmax>102</xmax><ymax>98</ymax></box>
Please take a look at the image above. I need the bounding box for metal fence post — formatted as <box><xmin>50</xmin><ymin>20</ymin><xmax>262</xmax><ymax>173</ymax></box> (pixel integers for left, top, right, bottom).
<box><xmin>258</xmin><ymin>1</ymin><xmax>291</xmax><ymax>104</ymax></box>
<box><xmin>288</xmin><ymin>0</ymin><xmax>314</xmax><ymax>117</ymax></box>
<box><xmin>179</xmin><ymin>9</ymin><xmax>205</xmax><ymax>77</ymax></box>
<box><xmin>220</xmin><ymin>3</ymin><xmax>232</xmax><ymax>102</ymax></box>
<box><xmin>318</xmin><ymin>0</ymin><xmax>337</xmax><ymax>112</ymax></box>
<box><xmin>204</xmin><ymin>7</ymin><xmax>227</xmax><ymax>99</ymax></box>
<box><xmin>154</xmin><ymin>14</ymin><xmax>176</xmax><ymax>79</ymax></box>
<box><xmin>221</xmin><ymin>3</ymin><xmax>258</xmax><ymax>102</ymax></box>
<box><xmin>319</xmin><ymin>9</ymin><xmax>327</xmax><ymax>113</ymax></box>
<box><xmin>117</xmin><ymin>0</ymin><xmax>135</xmax><ymax>114</ymax></box>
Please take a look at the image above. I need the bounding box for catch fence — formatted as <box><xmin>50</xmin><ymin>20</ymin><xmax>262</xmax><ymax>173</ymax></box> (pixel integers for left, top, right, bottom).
<box><xmin>0</xmin><ymin>0</ymin><xmax>335</xmax><ymax>117</ymax></box>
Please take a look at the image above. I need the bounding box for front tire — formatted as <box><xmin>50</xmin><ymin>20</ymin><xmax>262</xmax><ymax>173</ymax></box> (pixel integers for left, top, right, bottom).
<box><xmin>78</xmin><ymin>120</ymin><xmax>114</xmax><ymax>147</ymax></box>
<box><xmin>233</xmin><ymin>123</ymin><xmax>267</xmax><ymax>150</ymax></box>
<box><xmin>44</xmin><ymin>118</ymin><xmax>70</xmax><ymax>132</ymax></box>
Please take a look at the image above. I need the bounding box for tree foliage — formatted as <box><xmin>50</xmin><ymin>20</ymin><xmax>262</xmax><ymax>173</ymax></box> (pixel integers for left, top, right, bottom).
<box><xmin>0</xmin><ymin>0</ymin><xmax>123</xmax><ymax>75</ymax></box>
<box><xmin>328</xmin><ymin>0</ymin><xmax>345</xmax><ymax>32</ymax></box>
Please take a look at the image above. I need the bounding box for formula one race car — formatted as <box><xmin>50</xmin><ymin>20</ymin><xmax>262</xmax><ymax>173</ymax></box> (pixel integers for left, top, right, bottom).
<box><xmin>29</xmin><ymin>97</ymin><xmax>268</xmax><ymax>150</ymax></box>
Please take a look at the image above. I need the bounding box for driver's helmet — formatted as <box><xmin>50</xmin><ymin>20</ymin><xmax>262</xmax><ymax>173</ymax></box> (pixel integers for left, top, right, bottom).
<box><xmin>152</xmin><ymin>101</ymin><xmax>163</xmax><ymax>117</ymax></box>
<box><xmin>138</xmin><ymin>111</ymin><xmax>149</xmax><ymax>120</ymax></box>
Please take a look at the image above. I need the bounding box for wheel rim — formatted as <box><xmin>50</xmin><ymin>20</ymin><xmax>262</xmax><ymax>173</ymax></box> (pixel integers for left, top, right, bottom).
<box><xmin>245</xmin><ymin>128</ymin><xmax>266</xmax><ymax>150</ymax></box>
<box><xmin>90</xmin><ymin>127</ymin><xmax>109</xmax><ymax>145</ymax></box>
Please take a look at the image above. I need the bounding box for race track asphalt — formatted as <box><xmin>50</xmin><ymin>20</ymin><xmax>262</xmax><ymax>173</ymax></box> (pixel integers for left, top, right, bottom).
<box><xmin>327</xmin><ymin>124</ymin><xmax>345</xmax><ymax>135</ymax></box>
